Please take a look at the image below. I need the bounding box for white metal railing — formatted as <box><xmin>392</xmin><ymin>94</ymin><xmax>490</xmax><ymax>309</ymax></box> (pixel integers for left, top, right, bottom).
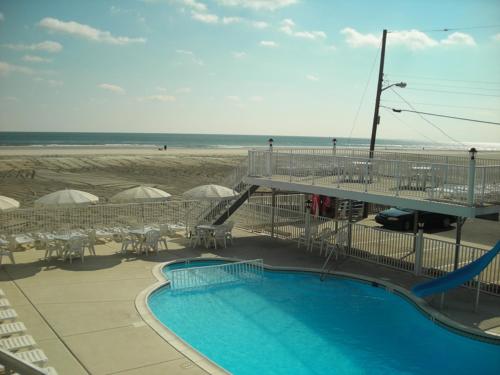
<box><xmin>247</xmin><ymin>149</ymin><xmax>500</xmax><ymax>206</ymax></box>
<box><xmin>249</xmin><ymin>193</ymin><xmax>306</xmax><ymax>212</ymax></box>
<box><xmin>169</xmin><ymin>259</ymin><xmax>264</xmax><ymax>290</ymax></box>
<box><xmin>233</xmin><ymin>203</ymin><xmax>500</xmax><ymax>295</ymax></box>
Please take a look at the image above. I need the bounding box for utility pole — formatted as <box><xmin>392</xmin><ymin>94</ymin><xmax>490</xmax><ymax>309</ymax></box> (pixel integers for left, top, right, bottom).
<box><xmin>364</xmin><ymin>29</ymin><xmax>387</xmax><ymax>219</ymax></box>
<box><xmin>369</xmin><ymin>29</ymin><xmax>388</xmax><ymax>158</ymax></box>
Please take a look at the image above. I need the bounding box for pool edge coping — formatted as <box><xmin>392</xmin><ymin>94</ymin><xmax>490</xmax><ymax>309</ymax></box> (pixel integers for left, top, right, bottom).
<box><xmin>135</xmin><ymin>256</ymin><xmax>500</xmax><ymax>375</ymax></box>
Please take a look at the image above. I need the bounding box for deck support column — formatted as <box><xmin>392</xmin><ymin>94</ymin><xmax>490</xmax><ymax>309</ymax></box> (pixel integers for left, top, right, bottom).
<box><xmin>271</xmin><ymin>189</ymin><xmax>276</xmax><ymax>239</ymax></box>
<box><xmin>414</xmin><ymin>223</ymin><xmax>424</xmax><ymax>276</ymax></box>
<box><xmin>347</xmin><ymin>200</ymin><xmax>353</xmax><ymax>253</ymax></box>
<box><xmin>412</xmin><ymin>211</ymin><xmax>419</xmax><ymax>253</ymax></box>
<box><xmin>454</xmin><ymin>217</ymin><xmax>465</xmax><ymax>270</ymax></box>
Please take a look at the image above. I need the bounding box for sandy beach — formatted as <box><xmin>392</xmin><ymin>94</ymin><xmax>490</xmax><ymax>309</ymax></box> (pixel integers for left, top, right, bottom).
<box><xmin>0</xmin><ymin>147</ymin><xmax>248</xmax><ymax>206</ymax></box>
<box><xmin>1</xmin><ymin>146</ymin><xmax>499</xmax><ymax>208</ymax></box>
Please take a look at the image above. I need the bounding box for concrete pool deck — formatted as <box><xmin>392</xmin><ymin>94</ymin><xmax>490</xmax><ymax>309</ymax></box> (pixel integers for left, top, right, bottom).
<box><xmin>0</xmin><ymin>229</ymin><xmax>499</xmax><ymax>374</ymax></box>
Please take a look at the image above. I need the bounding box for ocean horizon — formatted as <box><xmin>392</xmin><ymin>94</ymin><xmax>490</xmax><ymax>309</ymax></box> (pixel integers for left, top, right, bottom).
<box><xmin>1</xmin><ymin>132</ymin><xmax>499</xmax><ymax>151</ymax></box>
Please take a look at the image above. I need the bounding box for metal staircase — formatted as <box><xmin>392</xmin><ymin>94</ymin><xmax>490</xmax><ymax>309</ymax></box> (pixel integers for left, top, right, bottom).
<box><xmin>193</xmin><ymin>158</ymin><xmax>259</xmax><ymax>225</ymax></box>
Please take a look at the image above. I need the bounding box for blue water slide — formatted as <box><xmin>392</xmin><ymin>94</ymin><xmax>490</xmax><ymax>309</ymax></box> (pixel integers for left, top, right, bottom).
<box><xmin>412</xmin><ymin>241</ymin><xmax>500</xmax><ymax>298</ymax></box>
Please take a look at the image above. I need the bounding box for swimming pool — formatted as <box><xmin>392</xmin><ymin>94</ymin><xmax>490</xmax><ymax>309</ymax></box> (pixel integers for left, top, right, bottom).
<box><xmin>148</xmin><ymin>260</ymin><xmax>500</xmax><ymax>375</ymax></box>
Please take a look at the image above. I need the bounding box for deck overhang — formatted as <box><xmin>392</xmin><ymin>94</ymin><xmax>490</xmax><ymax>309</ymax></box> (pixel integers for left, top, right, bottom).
<box><xmin>244</xmin><ymin>176</ymin><xmax>500</xmax><ymax>218</ymax></box>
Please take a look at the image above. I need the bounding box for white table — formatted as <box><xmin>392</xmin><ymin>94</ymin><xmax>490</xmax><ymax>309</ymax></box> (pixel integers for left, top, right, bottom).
<box><xmin>410</xmin><ymin>166</ymin><xmax>432</xmax><ymax>190</ymax></box>
<box><xmin>14</xmin><ymin>235</ymin><xmax>34</xmax><ymax>246</ymax></box>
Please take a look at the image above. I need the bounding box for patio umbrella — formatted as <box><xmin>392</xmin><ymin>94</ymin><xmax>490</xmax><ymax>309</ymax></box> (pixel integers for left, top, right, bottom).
<box><xmin>110</xmin><ymin>186</ymin><xmax>171</xmax><ymax>203</ymax></box>
<box><xmin>34</xmin><ymin>189</ymin><xmax>99</xmax><ymax>208</ymax></box>
<box><xmin>0</xmin><ymin>196</ymin><xmax>20</xmax><ymax>212</ymax></box>
<box><xmin>182</xmin><ymin>184</ymin><xmax>239</xmax><ymax>201</ymax></box>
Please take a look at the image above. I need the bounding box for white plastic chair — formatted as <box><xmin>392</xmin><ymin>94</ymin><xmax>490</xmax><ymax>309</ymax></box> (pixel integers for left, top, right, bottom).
<box><xmin>206</xmin><ymin>227</ymin><xmax>228</xmax><ymax>249</ymax></box>
<box><xmin>223</xmin><ymin>222</ymin><xmax>234</xmax><ymax>246</ymax></box>
<box><xmin>141</xmin><ymin>230</ymin><xmax>161</xmax><ymax>255</ymax></box>
<box><xmin>64</xmin><ymin>238</ymin><xmax>85</xmax><ymax>264</ymax></box>
<box><xmin>189</xmin><ymin>228</ymin><xmax>206</xmax><ymax>248</ymax></box>
<box><xmin>84</xmin><ymin>230</ymin><xmax>96</xmax><ymax>255</ymax></box>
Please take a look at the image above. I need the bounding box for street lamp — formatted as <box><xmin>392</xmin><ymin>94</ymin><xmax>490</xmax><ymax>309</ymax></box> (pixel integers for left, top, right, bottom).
<box><xmin>268</xmin><ymin>138</ymin><xmax>274</xmax><ymax>151</ymax></box>
<box><xmin>469</xmin><ymin>147</ymin><xmax>477</xmax><ymax>160</ymax></box>
<box><xmin>381</xmin><ymin>81</ymin><xmax>407</xmax><ymax>92</ymax></box>
<box><xmin>369</xmin><ymin>80</ymin><xmax>406</xmax><ymax>157</ymax></box>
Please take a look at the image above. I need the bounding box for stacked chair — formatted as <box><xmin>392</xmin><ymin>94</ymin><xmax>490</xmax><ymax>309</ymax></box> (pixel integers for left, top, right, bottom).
<box><xmin>0</xmin><ymin>288</ymin><xmax>58</xmax><ymax>374</ymax></box>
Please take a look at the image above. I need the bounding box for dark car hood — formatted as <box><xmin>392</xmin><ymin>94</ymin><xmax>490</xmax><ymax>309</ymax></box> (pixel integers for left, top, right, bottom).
<box><xmin>379</xmin><ymin>208</ymin><xmax>413</xmax><ymax>217</ymax></box>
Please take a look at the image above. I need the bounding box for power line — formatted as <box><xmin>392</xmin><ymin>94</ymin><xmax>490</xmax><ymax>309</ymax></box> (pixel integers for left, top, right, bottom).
<box><xmin>380</xmin><ymin>99</ymin><xmax>500</xmax><ymax>111</ymax></box>
<box><xmin>389</xmin><ymin>88</ymin><xmax>466</xmax><ymax>145</ymax></box>
<box><xmin>381</xmin><ymin>105</ymin><xmax>500</xmax><ymax>126</ymax></box>
<box><xmin>405</xmin><ymin>87</ymin><xmax>500</xmax><ymax>97</ymax></box>
<box><xmin>408</xmin><ymin>82</ymin><xmax>500</xmax><ymax>92</ymax></box>
<box><xmin>386</xmin><ymin>73</ymin><xmax>500</xmax><ymax>86</ymax></box>
<box><xmin>347</xmin><ymin>45</ymin><xmax>380</xmax><ymax>141</ymax></box>
<box><xmin>382</xmin><ymin>107</ymin><xmax>440</xmax><ymax>144</ymax></box>
<box><xmin>418</xmin><ymin>24</ymin><xmax>500</xmax><ymax>32</ymax></box>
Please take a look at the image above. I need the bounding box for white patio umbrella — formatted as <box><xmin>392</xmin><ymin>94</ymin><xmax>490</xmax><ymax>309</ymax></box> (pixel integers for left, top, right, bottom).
<box><xmin>34</xmin><ymin>189</ymin><xmax>99</xmax><ymax>208</ymax></box>
<box><xmin>110</xmin><ymin>186</ymin><xmax>171</xmax><ymax>203</ymax></box>
<box><xmin>0</xmin><ymin>196</ymin><xmax>20</xmax><ymax>212</ymax></box>
<box><xmin>182</xmin><ymin>184</ymin><xmax>239</xmax><ymax>201</ymax></box>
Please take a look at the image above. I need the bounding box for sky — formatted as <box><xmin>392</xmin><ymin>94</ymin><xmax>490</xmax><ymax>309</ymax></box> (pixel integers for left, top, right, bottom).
<box><xmin>0</xmin><ymin>0</ymin><xmax>499</xmax><ymax>145</ymax></box>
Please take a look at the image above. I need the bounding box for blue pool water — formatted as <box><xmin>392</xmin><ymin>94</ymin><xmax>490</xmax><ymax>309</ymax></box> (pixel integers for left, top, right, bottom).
<box><xmin>149</xmin><ymin>261</ymin><xmax>500</xmax><ymax>375</ymax></box>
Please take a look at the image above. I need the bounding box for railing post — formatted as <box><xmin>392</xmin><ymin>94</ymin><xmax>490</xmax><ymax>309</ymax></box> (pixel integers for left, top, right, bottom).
<box><xmin>395</xmin><ymin>161</ymin><xmax>401</xmax><ymax>197</ymax></box>
<box><xmin>312</xmin><ymin>149</ymin><xmax>316</xmax><ymax>185</ymax></box>
<box><xmin>414</xmin><ymin>222</ymin><xmax>424</xmax><ymax>275</ymax></box>
<box><xmin>289</xmin><ymin>149</ymin><xmax>292</xmax><ymax>182</ymax></box>
<box><xmin>467</xmin><ymin>150</ymin><xmax>476</xmax><ymax>205</ymax></box>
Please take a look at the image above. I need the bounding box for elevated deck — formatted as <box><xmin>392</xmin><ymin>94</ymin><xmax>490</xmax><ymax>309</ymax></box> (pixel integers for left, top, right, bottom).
<box><xmin>245</xmin><ymin>149</ymin><xmax>500</xmax><ymax>218</ymax></box>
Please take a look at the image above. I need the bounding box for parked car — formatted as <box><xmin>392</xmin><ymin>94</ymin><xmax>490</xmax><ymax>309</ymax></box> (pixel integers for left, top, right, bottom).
<box><xmin>375</xmin><ymin>207</ymin><xmax>456</xmax><ymax>230</ymax></box>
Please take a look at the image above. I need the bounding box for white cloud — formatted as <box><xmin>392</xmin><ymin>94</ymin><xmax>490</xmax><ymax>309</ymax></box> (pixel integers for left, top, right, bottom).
<box><xmin>0</xmin><ymin>61</ymin><xmax>34</xmax><ymax>75</ymax></box>
<box><xmin>0</xmin><ymin>13</ymin><xmax>4</xmax><ymax>22</ymax></box>
<box><xmin>226</xmin><ymin>95</ymin><xmax>240</xmax><ymax>101</ymax></box>
<box><xmin>179</xmin><ymin>0</ymin><xmax>207</xmax><ymax>12</ymax></box>
<box><xmin>260</xmin><ymin>40</ymin><xmax>277</xmax><ymax>48</ymax></box>
<box><xmin>222</xmin><ymin>17</ymin><xmax>242</xmax><ymax>24</ymax></box>
<box><xmin>440</xmin><ymin>32</ymin><xmax>476</xmax><ymax>46</ymax></box>
<box><xmin>3</xmin><ymin>41</ymin><xmax>63</xmax><ymax>53</ymax></box>
<box><xmin>176</xmin><ymin>49</ymin><xmax>194</xmax><ymax>55</ymax></box>
<box><xmin>22</xmin><ymin>55</ymin><xmax>52</xmax><ymax>63</ymax></box>
<box><xmin>156</xmin><ymin>86</ymin><xmax>168</xmax><ymax>92</ymax></box>
<box><xmin>232</xmin><ymin>51</ymin><xmax>247</xmax><ymax>59</ymax></box>
<box><xmin>138</xmin><ymin>94</ymin><xmax>176</xmax><ymax>102</ymax></box>
<box><xmin>280</xmin><ymin>19</ymin><xmax>326</xmax><ymax>40</ymax></box>
<box><xmin>177</xmin><ymin>87</ymin><xmax>191</xmax><ymax>93</ymax></box>
<box><xmin>191</xmin><ymin>12</ymin><xmax>218</xmax><ymax>24</ymax></box>
<box><xmin>341</xmin><ymin>27</ymin><xmax>380</xmax><ymax>48</ymax></box>
<box><xmin>342</xmin><ymin>28</ymin><xmax>479</xmax><ymax>50</ymax></box>
<box><xmin>216</xmin><ymin>0</ymin><xmax>297</xmax><ymax>11</ymax></box>
<box><xmin>98</xmin><ymin>83</ymin><xmax>125</xmax><ymax>94</ymax></box>
<box><xmin>176</xmin><ymin>49</ymin><xmax>204</xmax><ymax>65</ymax></box>
<box><xmin>3</xmin><ymin>96</ymin><xmax>18</xmax><ymax>102</ymax></box>
<box><xmin>494</xmin><ymin>33</ymin><xmax>500</xmax><ymax>42</ymax></box>
<box><xmin>252</xmin><ymin>21</ymin><xmax>268</xmax><ymax>29</ymax></box>
<box><xmin>390</xmin><ymin>30</ymin><xmax>438</xmax><ymax>50</ymax></box>
<box><xmin>306</xmin><ymin>74</ymin><xmax>319</xmax><ymax>81</ymax></box>
<box><xmin>34</xmin><ymin>77</ymin><xmax>63</xmax><ymax>87</ymax></box>
<box><xmin>38</xmin><ymin>17</ymin><xmax>146</xmax><ymax>45</ymax></box>
<box><xmin>249</xmin><ymin>95</ymin><xmax>263</xmax><ymax>102</ymax></box>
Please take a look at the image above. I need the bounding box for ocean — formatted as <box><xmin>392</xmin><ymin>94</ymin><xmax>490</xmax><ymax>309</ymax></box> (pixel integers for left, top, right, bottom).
<box><xmin>0</xmin><ymin>132</ymin><xmax>499</xmax><ymax>150</ymax></box>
